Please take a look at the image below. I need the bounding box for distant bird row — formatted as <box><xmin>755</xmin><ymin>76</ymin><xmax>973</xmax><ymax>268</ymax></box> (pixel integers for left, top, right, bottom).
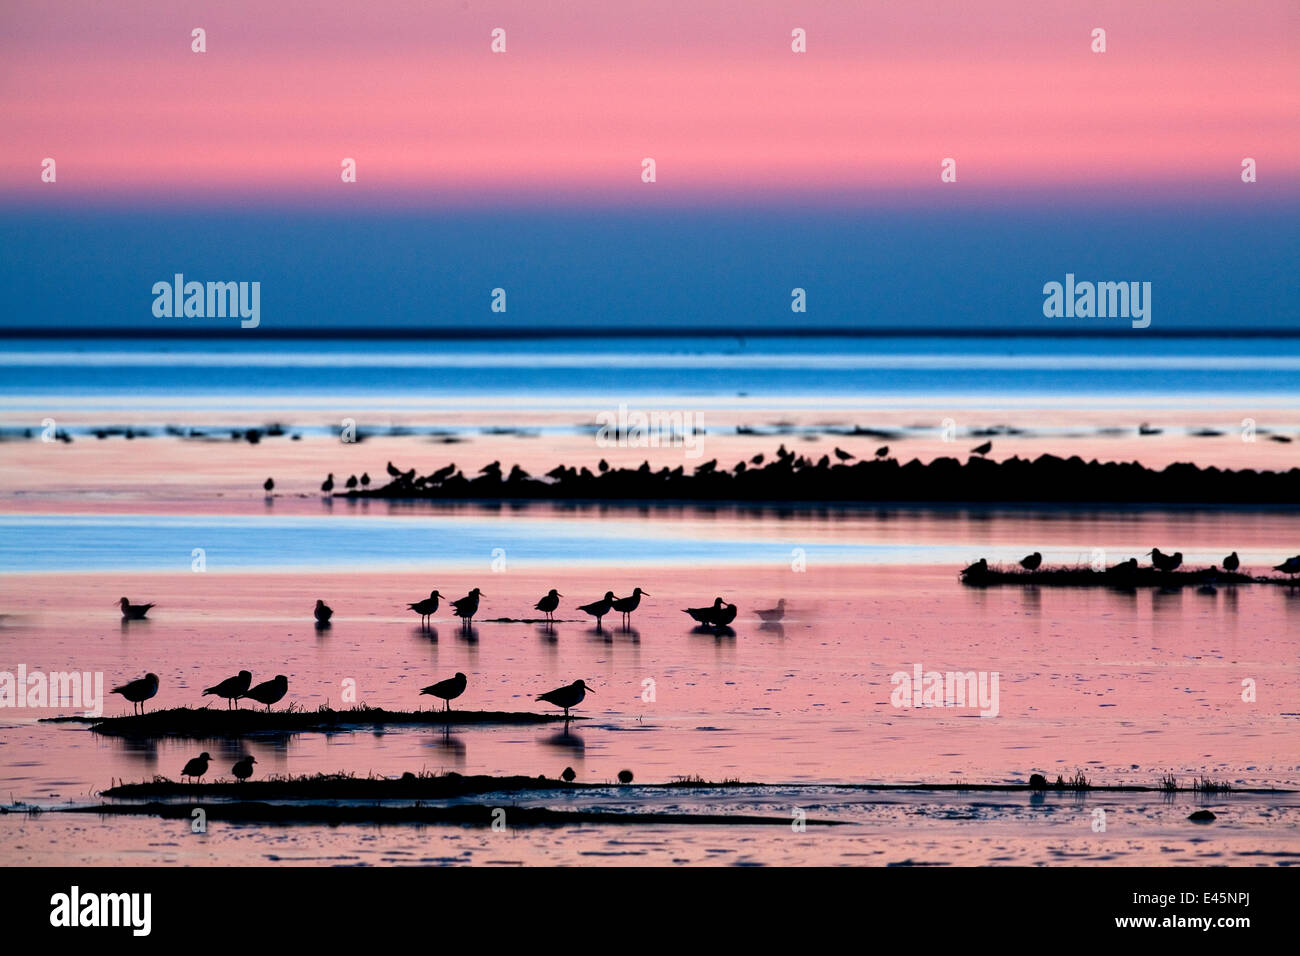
<box><xmin>109</xmin><ymin>671</ymin><xmax>288</xmax><ymax>714</ymax></box>
<box><xmin>961</xmin><ymin>549</ymin><xmax>1300</xmax><ymax>578</ymax></box>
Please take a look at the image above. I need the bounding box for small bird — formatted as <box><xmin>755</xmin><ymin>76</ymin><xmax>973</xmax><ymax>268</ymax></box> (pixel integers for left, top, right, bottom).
<box><xmin>833</xmin><ymin>447</ymin><xmax>855</xmax><ymax>462</ymax></box>
<box><xmin>407</xmin><ymin>590</ymin><xmax>442</xmax><ymax>627</ymax></box>
<box><xmin>360</xmin><ymin>472</ymin><xmax>371</xmax><ymax>487</ymax></box>
<box><xmin>202</xmin><ymin>670</ymin><xmax>252</xmax><ymax>709</ymax></box>
<box><xmin>244</xmin><ymin>675</ymin><xmax>288</xmax><ymax>711</ymax></box>
<box><xmin>1148</xmin><ymin>548</ymin><xmax>1183</xmax><ymax>572</ymax></box>
<box><xmin>1019</xmin><ymin>552</ymin><xmax>1043</xmax><ymax>571</ymax></box>
<box><xmin>450</xmin><ymin>588</ymin><xmax>483</xmax><ymax>627</ymax></box>
<box><xmin>756</xmin><ymin>598</ymin><xmax>786</xmax><ymax>623</ymax></box>
<box><xmin>534</xmin><ymin>589</ymin><xmax>562</xmax><ymax>622</ymax></box>
<box><xmin>560</xmin><ymin>766</ymin><xmax>577</xmax><ymax>783</ymax></box>
<box><xmin>263</xmin><ymin>477</ymin><xmax>274</xmax><ymax>493</ymax></box>
<box><xmin>1273</xmin><ymin>555</ymin><xmax>1300</xmax><ymax>579</ymax></box>
<box><xmin>577</xmin><ymin>591</ymin><xmax>617</xmax><ymax>629</ymax></box>
<box><xmin>1107</xmin><ymin>557</ymin><xmax>1138</xmax><ymax>573</ymax></box>
<box><xmin>118</xmin><ymin>597</ymin><xmax>155</xmax><ymax>620</ymax></box>
<box><xmin>386</xmin><ymin>460</ymin><xmax>401</xmax><ymax>477</ymax></box>
<box><xmin>750</xmin><ymin>453</ymin><xmax>765</xmax><ymax>466</ymax></box>
<box><xmin>345</xmin><ymin>474</ymin><xmax>358</xmax><ymax>489</ymax></box>
<box><xmin>960</xmin><ymin>558</ymin><xmax>988</xmax><ymax>576</ymax></box>
<box><xmin>314</xmin><ymin>599</ymin><xmax>333</xmax><ymax>623</ymax></box>
<box><xmin>611</xmin><ymin>588</ymin><xmax>649</xmax><ymax>628</ymax></box>
<box><xmin>181</xmin><ymin>752</ymin><xmax>213</xmax><ymax>782</ymax></box>
<box><xmin>617</xmin><ymin>769</ymin><xmax>634</xmax><ymax>784</ymax></box>
<box><xmin>971</xmin><ymin>441</ymin><xmax>993</xmax><ymax>457</ymax></box>
<box><xmin>420</xmin><ymin>672</ymin><xmax>468</xmax><ymax>711</ymax></box>
<box><xmin>537</xmin><ymin>680</ymin><xmax>593</xmax><ymax>718</ymax></box>
<box><xmin>321</xmin><ymin>473</ymin><xmax>335</xmax><ymax>493</ymax></box>
<box><xmin>684</xmin><ymin>597</ymin><xmax>725</xmax><ymax>626</ymax></box>
<box><xmin>111</xmin><ymin>673</ymin><xmax>159</xmax><ymax>715</ymax></box>
<box><xmin>875</xmin><ymin>445</ymin><xmax>889</xmax><ymax>458</ymax></box>
<box><xmin>1222</xmin><ymin>551</ymin><xmax>1240</xmax><ymax>573</ymax></box>
<box><xmin>231</xmin><ymin>755</ymin><xmax>257</xmax><ymax>782</ymax></box>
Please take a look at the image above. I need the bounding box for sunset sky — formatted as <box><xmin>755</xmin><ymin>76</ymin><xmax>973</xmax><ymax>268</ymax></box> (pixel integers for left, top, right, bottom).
<box><xmin>1</xmin><ymin>0</ymin><xmax>1296</xmax><ymax>328</ymax></box>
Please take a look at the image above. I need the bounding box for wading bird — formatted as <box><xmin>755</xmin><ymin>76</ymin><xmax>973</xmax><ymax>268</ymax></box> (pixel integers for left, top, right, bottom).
<box><xmin>360</xmin><ymin>472</ymin><xmax>371</xmax><ymax>487</ymax></box>
<box><xmin>756</xmin><ymin>598</ymin><xmax>786</xmax><ymax>623</ymax></box>
<box><xmin>684</xmin><ymin>597</ymin><xmax>725</xmax><ymax>626</ymax></box>
<box><xmin>118</xmin><ymin>597</ymin><xmax>155</xmax><ymax>620</ymax></box>
<box><xmin>420</xmin><ymin>672</ymin><xmax>468</xmax><ymax>711</ymax></box>
<box><xmin>203</xmin><ymin>670</ymin><xmax>252</xmax><ymax>709</ymax></box>
<box><xmin>711</xmin><ymin>603</ymin><xmax>738</xmax><ymax>628</ymax></box>
<box><xmin>1019</xmin><ymin>552</ymin><xmax>1043</xmax><ymax>571</ymax></box>
<box><xmin>244</xmin><ymin>675</ymin><xmax>288</xmax><ymax>711</ymax></box>
<box><xmin>537</xmin><ymin>679</ymin><xmax>593</xmax><ymax>719</ymax></box>
<box><xmin>314</xmin><ymin>599</ymin><xmax>333</xmax><ymax>624</ymax></box>
<box><xmin>612</xmin><ymin>588</ymin><xmax>649</xmax><ymax>628</ymax></box>
<box><xmin>111</xmin><ymin>673</ymin><xmax>159</xmax><ymax>715</ymax></box>
<box><xmin>181</xmin><ymin>752</ymin><xmax>213</xmax><ymax>783</ymax></box>
<box><xmin>561</xmin><ymin>767</ymin><xmax>576</xmax><ymax>782</ymax></box>
<box><xmin>450</xmin><ymin>588</ymin><xmax>483</xmax><ymax>627</ymax></box>
<box><xmin>534</xmin><ymin>589</ymin><xmax>561</xmax><ymax>622</ymax></box>
<box><xmin>345</xmin><ymin>474</ymin><xmax>358</xmax><ymax>490</ymax></box>
<box><xmin>1148</xmin><ymin>548</ymin><xmax>1183</xmax><ymax>572</ymax></box>
<box><xmin>232</xmin><ymin>755</ymin><xmax>256</xmax><ymax>782</ymax></box>
<box><xmin>321</xmin><ymin>473</ymin><xmax>334</xmax><ymax>494</ymax></box>
<box><xmin>263</xmin><ymin>477</ymin><xmax>274</xmax><ymax>493</ymax></box>
<box><xmin>577</xmin><ymin>591</ymin><xmax>617</xmax><ymax>630</ymax></box>
<box><xmin>407</xmin><ymin>590</ymin><xmax>442</xmax><ymax>627</ymax></box>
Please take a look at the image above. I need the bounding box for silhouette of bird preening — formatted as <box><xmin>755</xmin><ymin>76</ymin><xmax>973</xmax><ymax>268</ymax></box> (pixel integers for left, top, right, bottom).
<box><xmin>181</xmin><ymin>752</ymin><xmax>212</xmax><ymax>782</ymax></box>
<box><xmin>408</xmin><ymin>590</ymin><xmax>442</xmax><ymax>627</ymax></box>
<box><xmin>232</xmin><ymin>755</ymin><xmax>257</xmax><ymax>782</ymax></box>
<box><xmin>534</xmin><ymin>589</ymin><xmax>562</xmax><ymax>622</ymax></box>
<box><xmin>111</xmin><ymin>673</ymin><xmax>159</xmax><ymax>715</ymax></box>
<box><xmin>202</xmin><ymin>670</ymin><xmax>251</xmax><ymax>709</ymax></box>
<box><xmin>537</xmin><ymin>680</ymin><xmax>593</xmax><ymax>718</ymax></box>
<box><xmin>244</xmin><ymin>675</ymin><xmax>288</xmax><ymax>711</ymax></box>
<box><xmin>118</xmin><ymin>597</ymin><xmax>155</xmax><ymax>620</ymax></box>
<box><xmin>683</xmin><ymin>597</ymin><xmax>733</xmax><ymax>628</ymax></box>
<box><xmin>421</xmin><ymin>672</ymin><xmax>467</xmax><ymax>711</ymax></box>
<box><xmin>1148</xmin><ymin>548</ymin><xmax>1183</xmax><ymax>572</ymax></box>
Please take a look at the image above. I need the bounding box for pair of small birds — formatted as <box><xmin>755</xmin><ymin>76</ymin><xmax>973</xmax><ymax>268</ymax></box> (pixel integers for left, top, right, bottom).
<box><xmin>683</xmin><ymin>597</ymin><xmax>738</xmax><ymax>629</ymax></box>
<box><xmin>404</xmin><ymin>589</ymin><xmax>486</xmax><ymax>627</ymax></box>
<box><xmin>201</xmin><ymin>672</ymin><xmax>289</xmax><ymax>710</ymax></box>
<box><xmin>419</xmin><ymin>672</ymin><xmax>594</xmax><ymax>718</ymax></box>
<box><xmin>180</xmin><ymin>752</ymin><xmax>256</xmax><ymax>782</ymax></box>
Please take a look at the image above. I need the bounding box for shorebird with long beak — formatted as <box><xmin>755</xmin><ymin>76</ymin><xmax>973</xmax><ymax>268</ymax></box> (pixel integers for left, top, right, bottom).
<box><xmin>420</xmin><ymin>672</ymin><xmax>467</xmax><ymax>711</ymax></box>
<box><xmin>244</xmin><ymin>675</ymin><xmax>288</xmax><ymax>711</ymax></box>
<box><xmin>684</xmin><ymin>597</ymin><xmax>725</xmax><ymax>626</ymax></box>
<box><xmin>537</xmin><ymin>679</ymin><xmax>593</xmax><ymax>719</ymax></box>
<box><xmin>1019</xmin><ymin>552</ymin><xmax>1043</xmax><ymax>571</ymax></box>
<box><xmin>1148</xmin><ymin>548</ymin><xmax>1183</xmax><ymax>572</ymax></box>
<box><xmin>181</xmin><ymin>752</ymin><xmax>212</xmax><ymax>783</ymax></box>
<box><xmin>756</xmin><ymin>598</ymin><xmax>786</xmax><ymax>623</ymax></box>
<box><xmin>1274</xmin><ymin>555</ymin><xmax>1300</xmax><ymax>579</ymax></box>
<box><xmin>118</xmin><ymin>597</ymin><xmax>155</xmax><ymax>620</ymax></box>
<box><xmin>534</xmin><ymin>589</ymin><xmax>561</xmax><ymax>622</ymax></box>
<box><xmin>314</xmin><ymin>599</ymin><xmax>333</xmax><ymax>624</ymax></box>
<box><xmin>578</xmin><ymin>591</ymin><xmax>617</xmax><ymax>630</ymax></box>
<box><xmin>407</xmin><ymin>590</ymin><xmax>442</xmax><ymax>627</ymax></box>
<box><xmin>1223</xmin><ymin>551</ymin><xmax>1240</xmax><ymax>573</ymax></box>
<box><xmin>111</xmin><ymin>673</ymin><xmax>159</xmax><ymax>715</ymax></box>
<box><xmin>202</xmin><ymin>670</ymin><xmax>252</xmax><ymax>709</ymax></box>
<box><xmin>612</xmin><ymin>588</ymin><xmax>649</xmax><ymax>628</ymax></box>
<box><xmin>451</xmin><ymin>588</ymin><xmax>483</xmax><ymax>627</ymax></box>
<box><xmin>232</xmin><ymin>755</ymin><xmax>257</xmax><ymax>782</ymax></box>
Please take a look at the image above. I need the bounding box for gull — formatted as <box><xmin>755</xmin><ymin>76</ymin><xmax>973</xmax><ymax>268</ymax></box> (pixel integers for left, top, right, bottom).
<box><xmin>684</xmin><ymin>597</ymin><xmax>725</xmax><ymax>626</ymax></box>
<box><xmin>534</xmin><ymin>589</ymin><xmax>562</xmax><ymax>622</ymax></box>
<box><xmin>231</xmin><ymin>755</ymin><xmax>257</xmax><ymax>782</ymax></box>
<box><xmin>244</xmin><ymin>675</ymin><xmax>288</xmax><ymax>711</ymax></box>
<box><xmin>314</xmin><ymin>599</ymin><xmax>333</xmax><ymax>623</ymax></box>
<box><xmin>450</xmin><ymin>588</ymin><xmax>483</xmax><ymax>627</ymax></box>
<box><xmin>420</xmin><ymin>672</ymin><xmax>468</xmax><ymax>711</ymax></box>
<box><xmin>1148</xmin><ymin>548</ymin><xmax>1183</xmax><ymax>572</ymax></box>
<box><xmin>111</xmin><ymin>673</ymin><xmax>159</xmax><ymax>715</ymax></box>
<box><xmin>1019</xmin><ymin>552</ymin><xmax>1043</xmax><ymax>571</ymax></box>
<box><xmin>181</xmin><ymin>752</ymin><xmax>213</xmax><ymax>783</ymax></box>
<box><xmin>407</xmin><ymin>590</ymin><xmax>442</xmax><ymax>627</ymax></box>
<box><xmin>577</xmin><ymin>591</ymin><xmax>617</xmax><ymax>629</ymax></box>
<box><xmin>537</xmin><ymin>680</ymin><xmax>593</xmax><ymax>718</ymax></box>
<box><xmin>203</xmin><ymin>670</ymin><xmax>252</xmax><ymax>709</ymax></box>
<box><xmin>755</xmin><ymin>598</ymin><xmax>786</xmax><ymax>623</ymax></box>
<box><xmin>118</xmin><ymin>597</ymin><xmax>155</xmax><ymax>620</ymax></box>
<box><xmin>611</xmin><ymin>588</ymin><xmax>649</xmax><ymax>628</ymax></box>
<box><xmin>1273</xmin><ymin>556</ymin><xmax>1300</xmax><ymax>579</ymax></box>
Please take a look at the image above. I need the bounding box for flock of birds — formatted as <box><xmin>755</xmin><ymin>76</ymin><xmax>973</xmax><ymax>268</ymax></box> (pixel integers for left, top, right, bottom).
<box><xmin>961</xmin><ymin>549</ymin><xmax>1300</xmax><ymax>578</ymax></box>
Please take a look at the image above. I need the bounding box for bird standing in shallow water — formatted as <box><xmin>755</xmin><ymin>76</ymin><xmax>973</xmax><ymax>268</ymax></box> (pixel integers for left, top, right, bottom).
<box><xmin>612</xmin><ymin>588</ymin><xmax>649</xmax><ymax>628</ymax></box>
<box><xmin>578</xmin><ymin>591</ymin><xmax>617</xmax><ymax>630</ymax></box>
<box><xmin>534</xmin><ymin>589</ymin><xmax>561</xmax><ymax>622</ymax></box>
<box><xmin>684</xmin><ymin>597</ymin><xmax>725</xmax><ymax>626</ymax></box>
<box><xmin>450</xmin><ymin>589</ymin><xmax>483</xmax><ymax>627</ymax></box>
<box><xmin>537</xmin><ymin>680</ymin><xmax>593</xmax><ymax>718</ymax></box>
<box><xmin>756</xmin><ymin>598</ymin><xmax>786</xmax><ymax>623</ymax></box>
<box><xmin>314</xmin><ymin>599</ymin><xmax>333</xmax><ymax>623</ymax></box>
<box><xmin>407</xmin><ymin>590</ymin><xmax>442</xmax><ymax>627</ymax></box>
<box><xmin>244</xmin><ymin>675</ymin><xmax>288</xmax><ymax>711</ymax></box>
<box><xmin>118</xmin><ymin>597</ymin><xmax>155</xmax><ymax>620</ymax></box>
<box><xmin>711</xmin><ymin>603</ymin><xmax>738</xmax><ymax>628</ymax></box>
<box><xmin>111</xmin><ymin>673</ymin><xmax>159</xmax><ymax>715</ymax></box>
<box><xmin>420</xmin><ymin>672</ymin><xmax>467</xmax><ymax>711</ymax></box>
<box><xmin>181</xmin><ymin>752</ymin><xmax>212</xmax><ymax>782</ymax></box>
<box><xmin>232</xmin><ymin>755</ymin><xmax>256</xmax><ymax>782</ymax></box>
<box><xmin>1019</xmin><ymin>552</ymin><xmax>1043</xmax><ymax>571</ymax></box>
<box><xmin>263</xmin><ymin>477</ymin><xmax>274</xmax><ymax>494</ymax></box>
<box><xmin>560</xmin><ymin>767</ymin><xmax>577</xmax><ymax>782</ymax></box>
<box><xmin>203</xmin><ymin>670</ymin><xmax>252</xmax><ymax>709</ymax></box>
<box><xmin>321</xmin><ymin>473</ymin><xmax>334</xmax><ymax>494</ymax></box>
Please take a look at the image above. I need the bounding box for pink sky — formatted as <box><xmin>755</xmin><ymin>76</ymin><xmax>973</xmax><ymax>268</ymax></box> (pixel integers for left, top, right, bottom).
<box><xmin>2</xmin><ymin>0</ymin><xmax>1297</xmax><ymax>201</ymax></box>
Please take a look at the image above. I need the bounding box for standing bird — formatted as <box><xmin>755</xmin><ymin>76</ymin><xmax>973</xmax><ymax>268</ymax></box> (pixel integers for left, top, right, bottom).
<box><xmin>420</xmin><ymin>672</ymin><xmax>468</xmax><ymax>711</ymax></box>
<box><xmin>684</xmin><ymin>597</ymin><xmax>726</xmax><ymax>626</ymax></box>
<box><xmin>360</xmin><ymin>472</ymin><xmax>371</xmax><ymax>487</ymax></box>
<box><xmin>345</xmin><ymin>474</ymin><xmax>358</xmax><ymax>490</ymax></box>
<box><xmin>960</xmin><ymin>558</ymin><xmax>988</xmax><ymax>577</ymax></box>
<box><xmin>1273</xmin><ymin>556</ymin><xmax>1300</xmax><ymax>579</ymax></box>
<box><xmin>1019</xmin><ymin>552</ymin><xmax>1043</xmax><ymax>571</ymax></box>
<box><xmin>534</xmin><ymin>589</ymin><xmax>562</xmax><ymax>622</ymax></box>
<box><xmin>321</xmin><ymin>473</ymin><xmax>335</xmax><ymax>494</ymax></box>
<box><xmin>1222</xmin><ymin>551</ymin><xmax>1240</xmax><ymax>573</ymax></box>
<box><xmin>231</xmin><ymin>755</ymin><xmax>257</xmax><ymax>782</ymax></box>
<box><xmin>1148</xmin><ymin>548</ymin><xmax>1183</xmax><ymax>572</ymax></box>
<box><xmin>833</xmin><ymin>447</ymin><xmax>855</xmax><ymax>462</ymax></box>
<box><xmin>118</xmin><ymin>597</ymin><xmax>155</xmax><ymax>620</ymax></box>
<box><xmin>181</xmin><ymin>752</ymin><xmax>213</xmax><ymax>783</ymax></box>
<box><xmin>386</xmin><ymin>460</ymin><xmax>401</xmax><ymax>478</ymax></box>
<box><xmin>537</xmin><ymin>680</ymin><xmax>593</xmax><ymax>718</ymax></box>
<box><xmin>244</xmin><ymin>675</ymin><xmax>288</xmax><ymax>711</ymax></box>
<box><xmin>111</xmin><ymin>673</ymin><xmax>159</xmax><ymax>715</ymax></box>
<box><xmin>202</xmin><ymin>670</ymin><xmax>252</xmax><ymax>709</ymax></box>
<box><xmin>263</xmin><ymin>477</ymin><xmax>274</xmax><ymax>494</ymax></box>
<box><xmin>560</xmin><ymin>767</ymin><xmax>577</xmax><ymax>782</ymax></box>
<box><xmin>617</xmin><ymin>769</ymin><xmax>634</xmax><ymax>784</ymax></box>
<box><xmin>450</xmin><ymin>588</ymin><xmax>483</xmax><ymax>627</ymax></box>
<box><xmin>970</xmin><ymin>441</ymin><xmax>993</xmax><ymax>457</ymax></box>
<box><xmin>612</xmin><ymin>588</ymin><xmax>649</xmax><ymax>628</ymax></box>
<box><xmin>313</xmin><ymin>599</ymin><xmax>333</xmax><ymax>624</ymax></box>
<box><xmin>407</xmin><ymin>590</ymin><xmax>442</xmax><ymax>627</ymax></box>
<box><xmin>875</xmin><ymin>445</ymin><xmax>890</xmax><ymax>458</ymax></box>
<box><xmin>577</xmin><ymin>591</ymin><xmax>617</xmax><ymax>630</ymax></box>
<box><xmin>756</xmin><ymin>598</ymin><xmax>786</xmax><ymax>623</ymax></box>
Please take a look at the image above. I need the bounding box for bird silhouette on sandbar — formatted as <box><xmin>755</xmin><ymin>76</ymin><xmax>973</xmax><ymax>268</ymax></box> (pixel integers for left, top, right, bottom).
<box><xmin>202</xmin><ymin>670</ymin><xmax>252</xmax><ymax>709</ymax></box>
<box><xmin>244</xmin><ymin>675</ymin><xmax>288</xmax><ymax>711</ymax></box>
<box><xmin>118</xmin><ymin>597</ymin><xmax>155</xmax><ymax>620</ymax></box>
<box><xmin>537</xmin><ymin>679</ymin><xmax>593</xmax><ymax>719</ymax></box>
<box><xmin>1148</xmin><ymin>548</ymin><xmax>1183</xmax><ymax>572</ymax></box>
<box><xmin>232</xmin><ymin>755</ymin><xmax>257</xmax><ymax>782</ymax></box>
<box><xmin>612</xmin><ymin>588</ymin><xmax>649</xmax><ymax>628</ymax></box>
<box><xmin>420</xmin><ymin>672</ymin><xmax>468</xmax><ymax>711</ymax></box>
<box><xmin>534</xmin><ymin>589</ymin><xmax>562</xmax><ymax>622</ymax></box>
<box><xmin>111</xmin><ymin>673</ymin><xmax>159</xmax><ymax>715</ymax></box>
<box><xmin>1019</xmin><ymin>552</ymin><xmax>1043</xmax><ymax>571</ymax></box>
<box><xmin>314</xmin><ymin>599</ymin><xmax>333</xmax><ymax>624</ymax></box>
<box><xmin>181</xmin><ymin>752</ymin><xmax>212</xmax><ymax>783</ymax></box>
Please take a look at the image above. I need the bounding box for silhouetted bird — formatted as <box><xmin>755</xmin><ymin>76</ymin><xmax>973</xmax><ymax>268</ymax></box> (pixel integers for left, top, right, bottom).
<box><xmin>232</xmin><ymin>755</ymin><xmax>256</xmax><ymax>782</ymax></box>
<box><xmin>408</xmin><ymin>590</ymin><xmax>442</xmax><ymax>627</ymax></box>
<box><xmin>360</xmin><ymin>472</ymin><xmax>371</xmax><ymax>487</ymax></box>
<box><xmin>1273</xmin><ymin>556</ymin><xmax>1300</xmax><ymax>579</ymax></box>
<box><xmin>450</xmin><ymin>588</ymin><xmax>483</xmax><ymax>626</ymax></box>
<box><xmin>386</xmin><ymin>461</ymin><xmax>401</xmax><ymax>477</ymax></box>
<box><xmin>244</xmin><ymin>675</ymin><xmax>288</xmax><ymax>711</ymax></box>
<box><xmin>695</xmin><ymin>459</ymin><xmax>718</xmax><ymax>475</ymax></box>
<box><xmin>1108</xmin><ymin>557</ymin><xmax>1138</xmax><ymax>573</ymax></box>
<box><xmin>420</xmin><ymin>672</ymin><xmax>467</xmax><ymax>711</ymax></box>
<box><xmin>345</xmin><ymin>474</ymin><xmax>358</xmax><ymax>489</ymax></box>
<box><xmin>960</xmin><ymin>558</ymin><xmax>988</xmax><ymax>576</ymax></box>
<box><xmin>534</xmin><ymin>588</ymin><xmax>561</xmax><ymax>622</ymax></box>
<box><xmin>111</xmin><ymin>673</ymin><xmax>159</xmax><ymax>715</ymax></box>
<box><xmin>320</xmin><ymin>473</ymin><xmax>335</xmax><ymax>494</ymax></box>
<box><xmin>617</xmin><ymin>769</ymin><xmax>634</xmax><ymax>784</ymax></box>
<box><xmin>118</xmin><ymin>597</ymin><xmax>155</xmax><ymax>620</ymax></box>
<box><xmin>1148</xmin><ymin>548</ymin><xmax>1183</xmax><ymax>572</ymax></box>
<box><xmin>561</xmin><ymin>766</ymin><xmax>577</xmax><ymax>782</ymax></box>
<box><xmin>429</xmin><ymin>463</ymin><xmax>456</xmax><ymax>483</ymax></box>
<box><xmin>756</xmin><ymin>598</ymin><xmax>786</xmax><ymax>623</ymax></box>
<box><xmin>684</xmin><ymin>597</ymin><xmax>725</xmax><ymax>625</ymax></box>
<box><xmin>598</xmin><ymin>459</ymin><xmax>610</xmax><ymax>473</ymax></box>
<box><xmin>875</xmin><ymin>446</ymin><xmax>889</xmax><ymax>458</ymax></box>
<box><xmin>1222</xmin><ymin>551</ymin><xmax>1240</xmax><ymax>572</ymax></box>
<box><xmin>1019</xmin><ymin>552</ymin><xmax>1043</xmax><ymax>571</ymax></box>
<box><xmin>971</xmin><ymin>441</ymin><xmax>993</xmax><ymax>457</ymax></box>
<box><xmin>263</xmin><ymin>477</ymin><xmax>274</xmax><ymax>493</ymax></box>
<box><xmin>203</xmin><ymin>670</ymin><xmax>252</xmax><ymax>709</ymax></box>
<box><xmin>181</xmin><ymin>752</ymin><xmax>212</xmax><ymax>782</ymax></box>
<box><xmin>612</xmin><ymin>588</ymin><xmax>649</xmax><ymax>627</ymax></box>
<box><xmin>750</xmin><ymin>453</ymin><xmax>765</xmax><ymax>466</ymax></box>
<box><xmin>711</xmin><ymin>603</ymin><xmax>738</xmax><ymax>628</ymax></box>
<box><xmin>507</xmin><ymin>464</ymin><xmax>530</xmax><ymax>482</ymax></box>
<box><xmin>479</xmin><ymin>461</ymin><xmax>502</xmax><ymax>480</ymax></box>
<box><xmin>537</xmin><ymin>680</ymin><xmax>593</xmax><ymax>718</ymax></box>
<box><xmin>314</xmin><ymin>599</ymin><xmax>333</xmax><ymax>623</ymax></box>
<box><xmin>834</xmin><ymin>447</ymin><xmax>854</xmax><ymax>461</ymax></box>
<box><xmin>578</xmin><ymin>591</ymin><xmax>617</xmax><ymax>629</ymax></box>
